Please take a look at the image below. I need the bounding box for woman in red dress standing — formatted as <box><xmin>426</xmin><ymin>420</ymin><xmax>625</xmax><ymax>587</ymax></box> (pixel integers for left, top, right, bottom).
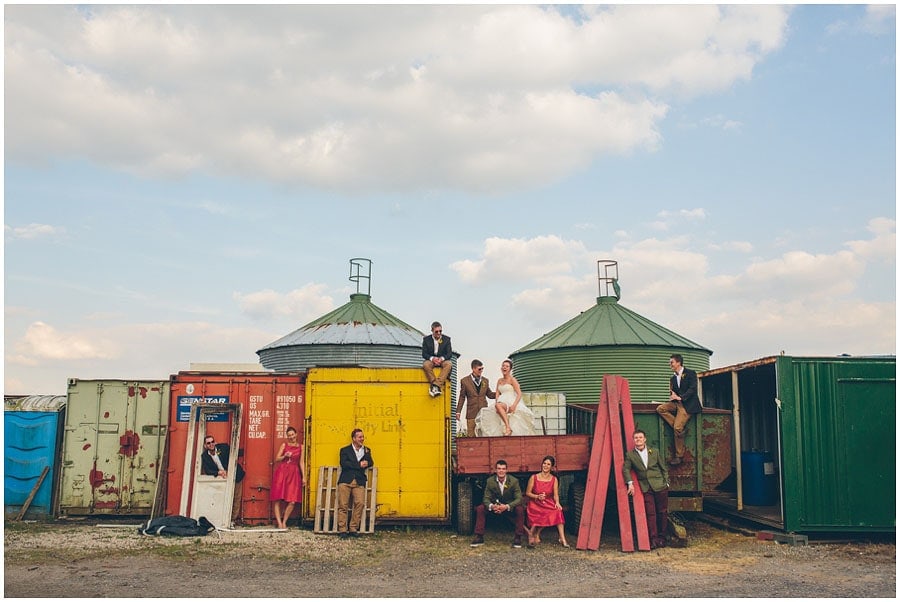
<box><xmin>525</xmin><ymin>455</ymin><xmax>569</xmax><ymax>547</ymax></box>
<box><xmin>271</xmin><ymin>426</ymin><xmax>305</xmax><ymax>529</ymax></box>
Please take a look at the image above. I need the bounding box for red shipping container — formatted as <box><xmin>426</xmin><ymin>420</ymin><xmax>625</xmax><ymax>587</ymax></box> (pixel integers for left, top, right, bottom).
<box><xmin>165</xmin><ymin>371</ymin><xmax>306</xmax><ymax>526</ymax></box>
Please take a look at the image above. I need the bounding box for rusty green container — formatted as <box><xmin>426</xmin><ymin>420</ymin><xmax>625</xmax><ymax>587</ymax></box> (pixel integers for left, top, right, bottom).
<box><xmin>566</xmin><ymin>402</ymin><xmax>733</xmax><ymax>511</ymax></box>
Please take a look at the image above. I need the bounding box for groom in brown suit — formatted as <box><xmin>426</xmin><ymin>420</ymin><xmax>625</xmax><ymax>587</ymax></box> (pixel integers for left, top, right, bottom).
<box><xmin>456</xmin><ymin>359</ymin><xmax>496</xmax><ymax>436</ymax></box>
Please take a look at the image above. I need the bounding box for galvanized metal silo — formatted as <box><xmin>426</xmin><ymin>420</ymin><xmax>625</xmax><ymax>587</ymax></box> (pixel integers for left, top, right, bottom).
<box><xmin>257</xmin><ymin>259</ymin><xmax>458</xmax><ymax>389</ymax></box>
<box><xmin>510</xmin><ymin>260</ymin><xmax>712</xmax><ymax>407</ymax></box>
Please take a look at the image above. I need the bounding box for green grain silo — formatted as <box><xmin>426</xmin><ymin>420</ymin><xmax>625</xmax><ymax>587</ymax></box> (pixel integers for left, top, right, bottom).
<box><xmin>510</xmin><ymin>260</ymin><xmax>712</xmax><ymax>407</ymax></box>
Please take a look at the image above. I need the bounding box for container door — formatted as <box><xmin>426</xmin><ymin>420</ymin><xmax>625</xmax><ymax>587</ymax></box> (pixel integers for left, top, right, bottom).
<box><xmin>179</xmin><ymin>403</ymin><xmax>242</xmax><ymax>529</ymax></box>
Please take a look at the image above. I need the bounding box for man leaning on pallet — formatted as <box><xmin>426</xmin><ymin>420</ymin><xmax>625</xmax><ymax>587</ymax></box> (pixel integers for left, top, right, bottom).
<box><xmin>336</xmin><ymin>428</ymin><xmax>374</xmax><ymax>539</ymax></box>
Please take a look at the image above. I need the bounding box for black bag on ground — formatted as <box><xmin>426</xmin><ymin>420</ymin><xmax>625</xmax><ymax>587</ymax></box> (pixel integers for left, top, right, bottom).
<box><xmin>138</xmin><ymin>515</ymin><xmax>216</xmax><ymax>536</ymax></box>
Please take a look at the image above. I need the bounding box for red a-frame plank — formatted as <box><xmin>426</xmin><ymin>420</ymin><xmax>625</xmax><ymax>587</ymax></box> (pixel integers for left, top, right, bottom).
<box><xmin>584</xmin><ymin>418</ymin><xmax>613</xmax><ymax>550</ymax></box>
<box><xmin>606</xmin><ymin>375</ymin><xmax>635</xmax><ymax>552</ymax></box>
<box><xmin>618</xmin><ymin>376</ymin><xmax>651</xmax><ymax>551</ymax></box>
<box><xmin>575</xmin><ymin>383</ymin><xmax>610</xmax><ymax>550</ymax></box>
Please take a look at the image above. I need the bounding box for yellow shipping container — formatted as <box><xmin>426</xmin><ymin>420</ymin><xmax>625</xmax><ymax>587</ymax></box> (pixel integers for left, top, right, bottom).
<box><xmin>304</xmin><ymin>367</ymin><xmax>451</xmax><ymax>524</ymax></box>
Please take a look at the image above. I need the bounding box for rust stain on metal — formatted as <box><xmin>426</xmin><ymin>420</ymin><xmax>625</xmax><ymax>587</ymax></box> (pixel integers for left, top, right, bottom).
<box><xmin>82</xmin><ymin>443</ymin><xmax>91</xmax><ymax>451</ymax></box>
<box><xmin>700</xmin><ymin>413</ymin><xmax>733</xmax><ymax>491</ymax></box>
<box><xmin>118</xmin><ymin>430</ymin><xmax>141</xmax><ymax>457</ymax></box>
<box><xmin>89</xmin><ymin>463</ymin><xmax>115</xmax><ymax>489</ymax></box>
<box><xmin>94</xmin><ymin>501</ymin><xmax>117</xmax><ymax>509</ymax></box>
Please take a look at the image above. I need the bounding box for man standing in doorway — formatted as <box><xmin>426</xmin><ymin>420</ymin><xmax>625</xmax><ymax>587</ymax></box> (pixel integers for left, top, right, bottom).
<box><xmin>456</xmin><ymin>359</ymin><xmax>495</xmax><ymax>436</ymax></box>
<box><xmin>422</xmin><ymin>321</ymin><xmax>453</xmax><ymax>398</ymax></box>
<box><xmin>656</xmin><ymin>354</ymin><xmax>702</xmax><ymax>465</ymax></box>
<box><xmin>200</xmin><ymin>435</ymin><xmax>245</xmax><ymax>527</ymax></box>
<box><xmin>336</xmin><ymin>428</ymin><xmax>374</xmax><ymax>538</ymax></box>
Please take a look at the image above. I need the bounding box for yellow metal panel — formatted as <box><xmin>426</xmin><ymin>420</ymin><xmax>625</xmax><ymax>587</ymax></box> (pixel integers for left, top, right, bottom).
<box><xmin>305</xmin><ymin>367</ymin><xmax>450</xmax><ymax>521</ymax></box>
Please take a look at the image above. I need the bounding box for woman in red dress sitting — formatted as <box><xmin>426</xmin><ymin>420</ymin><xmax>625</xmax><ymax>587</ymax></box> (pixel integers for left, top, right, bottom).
<box><xmin>525</xmin><ymin>455</ymin><xmax>569</xmax><ymax>547</ymax></box>
<box><xmin>270</xmin><ymin>426</ymin><xmax>305</xmax><ymax>529</ymax></box>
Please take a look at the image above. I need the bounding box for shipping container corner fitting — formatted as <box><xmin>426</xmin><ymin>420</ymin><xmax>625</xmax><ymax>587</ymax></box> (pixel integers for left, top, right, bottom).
<box><xmin>699</xmin><ymin>355</ymin><xmax>895</xmax><ymax>533</ymax></box>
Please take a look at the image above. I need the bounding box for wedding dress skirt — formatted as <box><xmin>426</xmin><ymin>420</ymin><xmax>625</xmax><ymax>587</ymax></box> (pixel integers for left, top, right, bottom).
<box><xmin>475</xmin><ymin>383</ymin><xmax>537</xmax><ymax>436</ymax></box>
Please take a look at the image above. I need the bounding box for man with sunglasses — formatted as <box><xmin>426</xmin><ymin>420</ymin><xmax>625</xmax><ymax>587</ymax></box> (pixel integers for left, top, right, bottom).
<box><xmin>201</xmin><ymin>435</ymin><xmax>245</xmax><ymax>527</ymax></box>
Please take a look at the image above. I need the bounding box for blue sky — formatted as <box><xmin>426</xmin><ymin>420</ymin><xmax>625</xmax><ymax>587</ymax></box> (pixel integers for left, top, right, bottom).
<box><xmin>4</xmin><ymin>4</ymin><xmax>896</xmax><ymax>395</ymax></box>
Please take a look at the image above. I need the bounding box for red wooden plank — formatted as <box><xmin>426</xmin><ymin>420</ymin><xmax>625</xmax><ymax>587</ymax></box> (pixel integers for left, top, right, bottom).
<box><xmin>576</xmin><ymin>384</ymin><xmax>610</xmax><ymax>550</ymax></box>
<box><xmin>607</xmin><ymin>375</ymin><xmax>635</xmax><ymax>552</ymax></box>
<box><xmin>619</xmin><ymin>376</ymin><xmax>651</xmax><ymax>551</ymax></box>
<box><xmin>584</xmin><ymin>419</ymin><xmax>613</xmax><ymax>550</ymax></box>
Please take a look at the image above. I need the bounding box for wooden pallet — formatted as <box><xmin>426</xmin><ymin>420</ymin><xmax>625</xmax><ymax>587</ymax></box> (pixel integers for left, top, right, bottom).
<box><xmin>576</xmin><ymin>374</ymin><xmax>650</xmax><ymax>552</ymax></box>
<box><xmin>313</xmin><ymin>466</ymin><xmax>378</xmax><ymax>534</ymax></box>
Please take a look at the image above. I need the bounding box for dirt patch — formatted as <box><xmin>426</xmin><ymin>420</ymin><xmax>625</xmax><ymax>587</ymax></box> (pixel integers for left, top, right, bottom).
<box><xmin>4</xmin><ymin>519</ymin><xmax>895</xmax><ymax>598</ymax></box>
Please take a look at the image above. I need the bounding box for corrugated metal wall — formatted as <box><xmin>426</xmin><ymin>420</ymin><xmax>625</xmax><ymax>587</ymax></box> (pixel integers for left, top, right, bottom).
<box><xmin>779</xmin><ymin>356</ymin><xmax>895</xmax><ymax>532</ymax></box>
<box><xmin>511</xmin><ymin>346</ymin><xmax>710</xmax><ymax>408</ymax></box>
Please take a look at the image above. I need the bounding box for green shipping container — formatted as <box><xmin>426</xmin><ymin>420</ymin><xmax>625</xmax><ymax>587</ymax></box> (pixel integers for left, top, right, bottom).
<box><xmin>59</xmin><ymin>379</ymin><xmax>169</xmax><ymax>515</ymax></box>
<box><xmin>700</xmin><ymin>355</ymin><xmax>895</xmax><ymax>534</ymax></box>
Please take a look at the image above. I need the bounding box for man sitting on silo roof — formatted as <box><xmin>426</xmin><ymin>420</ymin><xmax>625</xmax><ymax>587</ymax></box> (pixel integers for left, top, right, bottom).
<box><xmin>422</xmin><ymin>321</ymin><xmax>453</xmax><ymax>398</ymax></box>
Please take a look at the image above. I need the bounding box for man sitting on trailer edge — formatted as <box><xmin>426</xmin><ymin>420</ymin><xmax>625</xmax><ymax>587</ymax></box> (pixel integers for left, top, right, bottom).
<box><xmin>470</xmin><ymin>459</ymin><xmax>527</xmax><ymax>548</ymax></box>
<box><xmin>657</xmin><ymin>353</ymin><xmax>702</xmax><ymax>465</ymax></box>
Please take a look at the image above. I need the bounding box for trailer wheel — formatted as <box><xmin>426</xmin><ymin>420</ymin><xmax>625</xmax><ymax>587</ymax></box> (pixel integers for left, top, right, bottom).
<box><xmin>456</xmin><ymin>479</ymin><xmax>474</xmax><ymax>535</ymax></box>
<box><xmin>566</xmin><ymin>482</ymin><xmax>585</xmax><ymax>536</ymax></box>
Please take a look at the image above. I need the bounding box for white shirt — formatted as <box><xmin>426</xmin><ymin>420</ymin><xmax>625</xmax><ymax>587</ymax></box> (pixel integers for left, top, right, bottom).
<box><xmin>353</xmin><ymin>444</ymin><xmax>365</xmax><ymax>461</ymax></box>
<box><xmin>628</xmin><ymin>448</ymin><xmax>649</xmax><ymax>486</ymax></box>
<box><xmin>209</xmin><ymin>450</ymin><xmax>225</xmax><ymax>472</ymax></box>
<box><xmin>432</xmin><ymin>337</ymin><xmax>440</xmax><ymax>356</ymax></box>
<box><xmin>637</xmin><ymin>447</ymin><xmax>649</xmax><ymax>468</ymax></box>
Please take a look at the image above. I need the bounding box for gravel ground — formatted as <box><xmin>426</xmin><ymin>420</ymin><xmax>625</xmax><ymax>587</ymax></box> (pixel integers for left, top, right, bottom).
<box><xmin>4</xmin><ymin>518</ymin><xmax>895</xmax><ymax>598</ymax></box>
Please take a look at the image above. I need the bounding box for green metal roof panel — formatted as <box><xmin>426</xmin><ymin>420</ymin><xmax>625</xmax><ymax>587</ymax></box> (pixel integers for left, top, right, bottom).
<box><xmin>515</xmin><ymin>296</ymin><xmax>711</xmax><ymax>353</ymax></box>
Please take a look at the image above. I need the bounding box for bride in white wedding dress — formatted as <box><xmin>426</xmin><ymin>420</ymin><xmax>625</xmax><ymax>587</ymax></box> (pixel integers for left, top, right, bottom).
<box><xmin>475</xmin><ymin>359</ymin><xmax>536</xmax><ymax>437</ymax></box>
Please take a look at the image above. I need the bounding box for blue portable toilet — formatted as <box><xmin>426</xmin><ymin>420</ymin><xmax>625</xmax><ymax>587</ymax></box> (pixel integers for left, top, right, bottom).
<box><xmin>4</xmin><ymin>395</ymin><xmax>66</xmax><ymax>518</ymax></box>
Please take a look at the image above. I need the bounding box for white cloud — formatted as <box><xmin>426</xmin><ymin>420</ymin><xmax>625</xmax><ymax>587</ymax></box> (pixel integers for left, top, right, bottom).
<box><xmin>5</xmin><ymin>5</ymin><xmax>789</xmax><ymax>194</ymax></box>
<box><xmin>233</xmin><ymin>284</ymin><xmax>334</xmax><ymax>322</ymax></box>
<box><xmin>656</xmin><ymin>208</ymin><xmax>707</xmax><ymax>220</ymax></box>
<box><xmin>451</xmin><ymin>217</ymin><xmax>895</xmax><ymax>360</ymax></box>
<box><xmin>708</xmin><ymin>241</ymin><xmax>754</xmax><ymax>253</ymax></box>
<box><xmin>11</xmin><ymin>321</ymin><xmax>116</xmax><ymax>363</ymax></box>
<box><xmin>5</xmin><ymin>223</ymin><xmax>65</xmax><ymax>240</ymax></box>
<box><xmin>5</xmin><ymin>319</ymin><xmax>278</xmax><ymax>394</ymax></box>
<box><xmin>700</xmin><ymin>114</ymin><xmax>743</xmax><ymax>131</ymax></box>
<box><xmin>827</xmin><ymin>5</ymin><xmax>896</xmax><ymax>37</ymax></box>
<box><xmin>450</xmin><ymin>235</ymin><xmax>590</xmax><ymax>284</ymax></box>
<box><xmin>844</xmin><ymin>217</ymin><xmax>895</xmax><ymax>261</ymax></box>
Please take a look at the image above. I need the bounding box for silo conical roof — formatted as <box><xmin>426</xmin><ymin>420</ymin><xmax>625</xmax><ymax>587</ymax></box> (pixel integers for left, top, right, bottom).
<box><xmin>258</xmin><ymin>293</ymin><xmax>423</xmax><ymax>350</ymax></box>
<box><xmin>515</xmin><ymin>296</ymin><xmax>711</xmax><ymax>354</ymax></box>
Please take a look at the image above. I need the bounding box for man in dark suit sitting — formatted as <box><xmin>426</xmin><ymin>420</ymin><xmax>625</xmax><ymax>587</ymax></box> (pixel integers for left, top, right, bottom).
<box><xmin>656</xmin><ymin>353</ymin><xmax>702</xmax><ymax>465</ymax></box>
<box><xmin>200</xmin><ymin>435</ymin><xmax>245</xmax><ymax>527</ymax></box>
<box><xmin>422</xmin><ymin>321</ymin><xmax>453</xmax><ymax>398</ymax></box>
<box><xmin>336</xmin><ymin>428</ymin><xmax>375</xmax><ymax>538</ymax></box>
<box><xmin>470</xmin><ymin>459</ymin><xmax>526</xmax><ymax>548</ymax></box>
